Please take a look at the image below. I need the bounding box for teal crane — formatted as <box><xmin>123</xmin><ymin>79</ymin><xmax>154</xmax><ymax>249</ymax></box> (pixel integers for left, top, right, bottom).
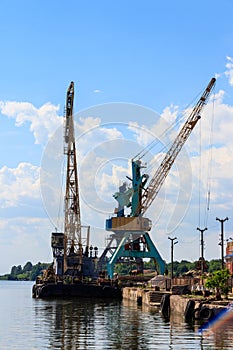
<box><xmin>100</xmin><ymin>78</ymin><xmax>216</xmax><ymax>278</ymax></box>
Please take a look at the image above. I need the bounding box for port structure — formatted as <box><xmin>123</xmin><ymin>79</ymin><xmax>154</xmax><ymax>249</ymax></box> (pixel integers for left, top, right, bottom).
<box><xmin>51</xmin><ymin>82</ymin><xmax>97</xmax><ymax>278</ymax></box>
<box><xmin>99</xmin><ymin>78</ymin><xmax>216</xmax><ymax>279</ymax></box>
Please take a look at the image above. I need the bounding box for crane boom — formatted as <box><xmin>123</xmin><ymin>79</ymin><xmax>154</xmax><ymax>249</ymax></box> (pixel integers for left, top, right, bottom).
<box><xmin>139</xmin><ymin>77</ymin><xmax>216</xmax><ymax>216</ymax></box>
<box><xmin>64</xmin><ymin>81</ymin><xmax>82</xmax><ymax>271</ymax></box>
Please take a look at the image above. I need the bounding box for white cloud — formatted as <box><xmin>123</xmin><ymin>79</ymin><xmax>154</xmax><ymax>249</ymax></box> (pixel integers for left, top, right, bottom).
<box><xmin>77</xmin><ymin>116</ymin><xmax>101</xmax><ymax>133</ymax></box>
<box><xmin>225</xmin><ymin>56</ymin><xmax>233</xmax><ymax>86</ymax></box>
<box><xmin>74</xmin><ymin>116</ymin><xmax>123</xmax><ymax>160</ymax></box>
<box><xmin>127</xmin><ymin>106</ymin><xmax>180</xmax><ymax>157</ymax></box>
<box><xmin>127</xmin><ymin>121</ymin><xmax>155</xmax><ymax>146</ymax></box>
<box><xmin>0</xmin><ymin>101</ymin><xmax>62</xmax><ymax>144</ymax></box>
<box><xmin>0</xmin><ymin>162</ymin><xmax>40</xmax><ymax>208</ymax></box>
<box><xmin>160</xmin><ymin>104</ymin><xmax>179</xmax><ymax>124</ymax></box>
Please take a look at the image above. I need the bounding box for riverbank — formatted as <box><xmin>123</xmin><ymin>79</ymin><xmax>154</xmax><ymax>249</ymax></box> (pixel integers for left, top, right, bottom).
<box><xmin>122</xmin><ymin>286</ymin><xmax>232</xmax><ymax>322</ymax></box>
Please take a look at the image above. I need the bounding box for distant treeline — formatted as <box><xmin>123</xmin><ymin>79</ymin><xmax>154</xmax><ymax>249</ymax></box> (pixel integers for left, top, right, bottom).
<box><xmin>0</xmin><ymin>261</ymin><xmax>51</xmax><ymax>281</ymax></box>
<box><xmin>115</xmin><ymin>258</ymin><xmax>223</xmax><ymax>277</ymax></box>
<box><xmin>0</xmin><ymin>258</ymin><xmax>223</xmax><ymax>281</ymax></box>
<box><xmin>166</xmin><ymin>259</ymin><xmax>222</xmax><ymax>277</ymax></box>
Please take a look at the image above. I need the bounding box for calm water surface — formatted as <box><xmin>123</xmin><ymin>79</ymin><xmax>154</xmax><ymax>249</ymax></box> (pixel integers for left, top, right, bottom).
<box><xmin>0</xmin><ymin>281</ymin><xmax>233</xmax><ymax>349</ymax></box>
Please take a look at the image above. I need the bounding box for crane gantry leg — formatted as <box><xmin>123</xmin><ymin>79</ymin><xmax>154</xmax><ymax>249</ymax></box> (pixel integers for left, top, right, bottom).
<box><xmin>103</xmin><ymin>230</ymin><xmax>165</xmax><ymax>279</ymax></box>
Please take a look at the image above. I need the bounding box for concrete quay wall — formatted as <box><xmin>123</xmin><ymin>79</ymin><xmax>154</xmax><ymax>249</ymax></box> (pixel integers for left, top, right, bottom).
<box><xmin>123</xmin><ymin>287</ymin><xmax>166</xmax><ymax>306</ymax></box>
<box><xmin>169</xmin><ymin>295</ymin><xmax>231</xmax><ymax>323</ymax></box>
<box><xmin>123</xmin><ymin>287</ymin><xmax>229</xmax><ymax>321</ymax></box>
<box><xmin>170</xmin><ymin>295</ymin><xmax>190</xmax><ymax>315</ymax></box>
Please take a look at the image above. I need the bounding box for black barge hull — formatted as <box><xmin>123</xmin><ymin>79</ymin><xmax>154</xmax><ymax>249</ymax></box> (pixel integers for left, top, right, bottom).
<box><xmin>32</xmin><ymin>282</ymin><xmax>122</xmax><ymax>299</ymax></box>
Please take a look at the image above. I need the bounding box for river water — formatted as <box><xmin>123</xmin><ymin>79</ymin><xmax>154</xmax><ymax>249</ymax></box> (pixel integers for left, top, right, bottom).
<box><xmin>0</xmin><ymin>281</ymin><xmax>233</xmax><ymax>349</ymax></box>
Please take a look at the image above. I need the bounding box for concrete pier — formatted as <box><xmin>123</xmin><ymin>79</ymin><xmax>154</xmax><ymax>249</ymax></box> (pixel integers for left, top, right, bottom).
<box><xmin>122</xmin><ymin>287</ymin><xmax>230</xmax><ymax>321</ymax></box>
<box><xmin>123</xmin><ymin>287</ymin><xmax>169</xmax><ymax>306</ymax></box>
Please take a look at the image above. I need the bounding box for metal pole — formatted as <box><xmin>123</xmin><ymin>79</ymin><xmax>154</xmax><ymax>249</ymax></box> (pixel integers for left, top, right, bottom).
<box><xmin>216</xmin><ymin>217</ymin><xmax>229</xmax><ymax>269</ymax></box>
<box><xmin>168</xmin><ymin>237</ymin><xmax>178</xmax><ymax>280</ymax></box>
<box><xmin>196</xmin><ymin>227</ymin><xmax>207</xmax><ymax>275</ymax></box>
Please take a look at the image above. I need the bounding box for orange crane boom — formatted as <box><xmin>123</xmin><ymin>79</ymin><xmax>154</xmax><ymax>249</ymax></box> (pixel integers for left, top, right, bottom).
<box><xmin>139</xmin><ymin>77</ymin><xmax>216</xmax><ymax>216</ymax></box>
<box><xmin>64</xmin><ymin>82</ymin><xmax>82</xmax><ymax>272</ymax></box>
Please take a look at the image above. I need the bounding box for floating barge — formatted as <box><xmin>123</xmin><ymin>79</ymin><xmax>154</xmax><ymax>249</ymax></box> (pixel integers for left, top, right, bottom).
<box><xmin>31</xmin><ymin>230</ymin><xmax>122</xmax><ymax>299</ymax></box>
<box><xmin>32</xmin><ymin>280</ymin><xmax>122</xmax><ymax>299</ymax></box>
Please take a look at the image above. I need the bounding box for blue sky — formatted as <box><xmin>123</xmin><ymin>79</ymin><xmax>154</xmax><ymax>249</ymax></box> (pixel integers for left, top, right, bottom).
<box><xmin>1</xmin><ymin>1</ymin><xmax>233</xmax><ymax>274</ymax></box>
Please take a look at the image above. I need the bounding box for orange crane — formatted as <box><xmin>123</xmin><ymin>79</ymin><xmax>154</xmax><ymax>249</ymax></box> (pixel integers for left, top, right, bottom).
<box><xmin>63</xmin><ymin>81</ymin><xmax>83</xmax><ymax>273</ymax></box>
<box><xmin>51</xmin><ymin>82</ymin><xmax>91</xmax><ymax>277</ymax></box>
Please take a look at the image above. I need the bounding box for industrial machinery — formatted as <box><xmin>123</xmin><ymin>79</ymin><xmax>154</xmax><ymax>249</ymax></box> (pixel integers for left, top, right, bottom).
<box><xmin>32</xmin><ymin>82</ymin><xmax>122</xmax><ymax>298</ymax></box>
<box><xmin>51</xmin><ymin>82</ymin><xmax>98</xmax><ymax>279</ymax></box>
<box><xmin>99</xmin><ymin>78</ymin><xmax>216</xmax><ymax>278</ymax></box>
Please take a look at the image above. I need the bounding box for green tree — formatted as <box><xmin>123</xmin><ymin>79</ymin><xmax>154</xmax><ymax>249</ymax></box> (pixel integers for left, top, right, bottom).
<box><xmin>178</xmin><ymin>260</ymin><xmax>195</xmax><ymax>275</ymax></box>
<box><xmin>167</xmin><ymin>260</ymin><xmax>196</xmax><ymax>277</ymax></box>
<box><xmin>22</xmin><ymin>261</ymin><xmax>33</xmax><ymax>273</ymax></box>
<box><xmin>10</xmin><ymin>265</ymin><xmax>22</xmax><ymax>276</ymax></box>
<box><xmin>30</xmin><ymin>262</ymin><xmax>50</xmax><ymax>280</ymax></box>
<box><xmin>207</xmin><ymin>259</ymin><xmax>222</xmax><ymax>273</ymax></box>
<box><xmin>205</xmin><ymin>269</ymin><xmax>231</xmax><ymax>299</ymax></box>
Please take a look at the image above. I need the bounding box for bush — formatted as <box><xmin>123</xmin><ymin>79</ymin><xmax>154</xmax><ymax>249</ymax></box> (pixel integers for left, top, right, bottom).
<box><xmin>205</xmin><ymin>269</ymin><xmax>231</xmax><ymax>298</ymax></box>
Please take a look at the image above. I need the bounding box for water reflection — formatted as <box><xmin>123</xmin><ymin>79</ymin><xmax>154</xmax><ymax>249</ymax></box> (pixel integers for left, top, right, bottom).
<box><xmin>32</xmin><ymin>297</ymin><xmax>233</xmax><ymax>350</ymax></box>
<box><xmin>34</xmin><ymin>299</ymin><xmax>118</xmax><ymax>349</ymax></box>
<box><xmin>33</xmin><ymin>299</ymin><xmax>170</xmax><ymax>349</ymax></box>
<box><xmin>3</xmin><ymin>282</ymin><xmax>233</xmax><ymax>349</ymax></box>
<box><xmin>169</xmin><ymin>309</ymin><xmax>233</xmax><ymax>350</ymax></box>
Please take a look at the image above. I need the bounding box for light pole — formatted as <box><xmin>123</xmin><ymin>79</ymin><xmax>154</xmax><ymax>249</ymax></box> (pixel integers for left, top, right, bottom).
<box><xmin>216</xmin><ymin>217</ymin><xmax>229</xmax><ymax>269</ymax></box>
<box><xmin>196</xmin><ymin>227</ymin><xmax>207</xmax><ymax>275</ymax></box>
<box><xmin>168</xmin><ymin>237</ymin><xmax>178</xmax><ymax>280</ymax></box>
